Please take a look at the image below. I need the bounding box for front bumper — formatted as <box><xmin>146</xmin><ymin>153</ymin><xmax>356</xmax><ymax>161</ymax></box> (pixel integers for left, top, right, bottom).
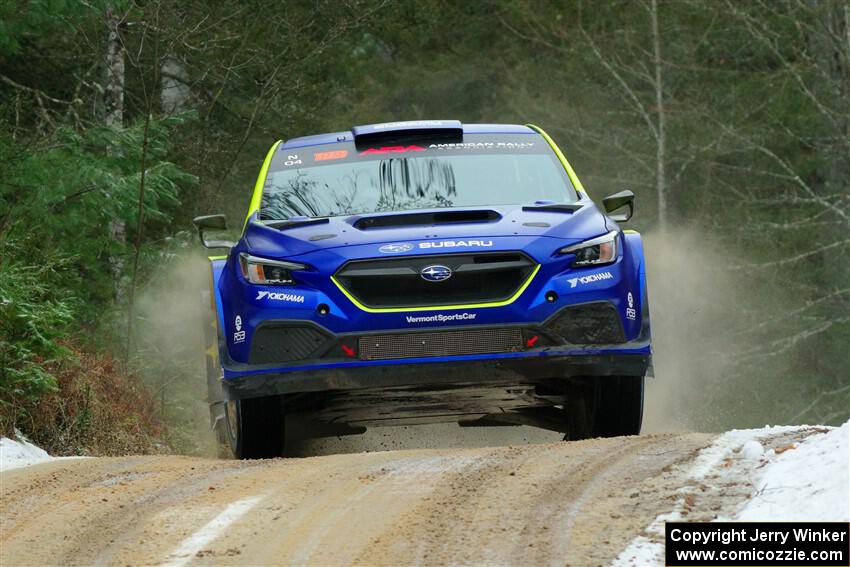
<box><xmin>222</xmin><ymin>350</ymin><xmax>651</xmax><ymax>401</ymax></box>
<box><xmin>219</xmin><ymin>302</ymin><xmax>652</xmax><ymax>401</ymax></box>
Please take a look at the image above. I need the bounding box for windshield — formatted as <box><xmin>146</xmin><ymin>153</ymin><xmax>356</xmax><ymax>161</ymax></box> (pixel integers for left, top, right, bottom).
<box><xmin>260</xmin><ymin>134</ymin><xmax>578</xmax><ymax>220</ymax></box>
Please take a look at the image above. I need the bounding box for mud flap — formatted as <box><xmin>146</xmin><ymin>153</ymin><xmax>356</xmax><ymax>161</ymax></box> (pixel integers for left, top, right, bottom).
<box><xmin>201</xmin><ymin>285</ymin><xmax>226</xmax><ymax>444</ymax></box>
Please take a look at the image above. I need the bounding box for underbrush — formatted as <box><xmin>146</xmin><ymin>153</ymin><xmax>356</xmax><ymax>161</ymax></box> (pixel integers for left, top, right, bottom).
<box><xmin>5</xmin><ymin>341</ymin><xmax>168</xmax><ymax>456</ymax></box>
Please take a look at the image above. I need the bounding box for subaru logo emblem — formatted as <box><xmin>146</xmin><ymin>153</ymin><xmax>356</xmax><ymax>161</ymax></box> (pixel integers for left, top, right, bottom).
<box><xmin>379</xmin><ymin>243</ymin><xmax>413</xmax><ymax>254</ymax></box>
<box><xmin>420</xmin><ymin>265</ymin><xmax>452</xmax><ymax>282</ymax></box>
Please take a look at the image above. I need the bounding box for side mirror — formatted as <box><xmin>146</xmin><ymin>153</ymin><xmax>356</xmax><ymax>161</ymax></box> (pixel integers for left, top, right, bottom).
<box><xmin>602</xmin><ymin>190</ymin><xmax>634</xmax><ymax>222</ymax></box>
<box><xmin>192</xmin><ymin>214</ymin><xmax>236</xmax><ymax>249</ymax></box>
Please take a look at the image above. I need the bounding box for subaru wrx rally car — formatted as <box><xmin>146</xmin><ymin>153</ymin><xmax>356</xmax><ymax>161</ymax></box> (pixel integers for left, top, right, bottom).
<box><xmin>194</xmin><ymin>120</ymin><xmax>651</xmax><ymax>458</ymax></box>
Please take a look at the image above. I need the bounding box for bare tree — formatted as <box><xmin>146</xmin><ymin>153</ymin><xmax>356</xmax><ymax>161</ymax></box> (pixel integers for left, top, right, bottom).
<box><xmin>103</xmin><ymin>5</ymin><xmax>126</xmax><ymax>128</ymax></box>
<box><xmin>650</xmin><ymin>0</ymin><xmax>667</xmax><ymax>228</ymax></box>
<box><xmin>104</xmin><ymin>5</ymin><xmax>128</xmax><ymax>292</ymax></box>
<box><xmin>501</xmin><ymin>0</ymin><xmax>671</xmax><ymax>229</ymax></box>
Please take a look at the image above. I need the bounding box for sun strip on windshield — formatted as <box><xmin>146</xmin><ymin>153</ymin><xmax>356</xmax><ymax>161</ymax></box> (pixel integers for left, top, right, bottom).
<box><xmin>526</xmin><ymin>124</ymin><xmax>588</xmax><ymax>196</ymax></box>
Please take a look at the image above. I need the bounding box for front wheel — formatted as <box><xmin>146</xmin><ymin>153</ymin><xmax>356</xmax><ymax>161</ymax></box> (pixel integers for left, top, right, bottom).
<box><xmin>567</xmin><ymin>375</ymin><xmax>644</xmax><ymax>440</ymax></box>
<box><xmin>225</xmin><ymin>395</ymin><xmax>285</xmax><ymax>459</ymax></box>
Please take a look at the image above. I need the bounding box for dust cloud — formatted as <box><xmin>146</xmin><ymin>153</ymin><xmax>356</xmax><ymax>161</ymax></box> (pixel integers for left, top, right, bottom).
<box><xmin>133</xmin><ymin>248</ymin><xmax>218</xmax><ymax>456</ymax></box>
<box><xmin>642</xmin><ymin>228</ymin><xmax>763</xmax><ymax>433</ymax></box>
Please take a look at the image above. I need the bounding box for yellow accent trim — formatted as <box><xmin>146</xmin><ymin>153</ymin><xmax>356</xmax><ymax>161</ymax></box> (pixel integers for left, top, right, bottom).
<box><xmin>526</xmin><ymin>124</ymin><xmax>588</xmax><ymax>195</ymax></box>
<box><xmin>206</xmin><ymin>262</ymin><xmax>221</xmax><ymax>367</ymax></box>
<box><xmin>623</xmin><ymin>229</ymin><xmax>640</xmax><ymax>234</ymax></box>
<box><xmin>244</xmin><ymin>140</ymin><xmax>283</xmax><ymax>229</ymax></box>
<box><xmin>330</xmin><ymin>264</ymin><xmax>541</xmax><ymax>313</ymax></box>
<box><xmin>207</xmin><ymin>255</ymin><xmax>227</xmax><ymax>260</ymax></box>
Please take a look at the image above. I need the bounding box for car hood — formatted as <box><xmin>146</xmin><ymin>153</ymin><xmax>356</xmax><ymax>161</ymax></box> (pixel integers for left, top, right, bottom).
<box><xmin>243</xmin><ymin>201</ymin><xmax>610</xmax><ymax>261</ymax></box>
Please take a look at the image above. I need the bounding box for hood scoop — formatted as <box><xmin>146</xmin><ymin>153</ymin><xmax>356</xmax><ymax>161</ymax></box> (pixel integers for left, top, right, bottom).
<box><xmin>521</xmin><ymin>202</ymin><xmax>584</xmax><ymax>214</ymax></box>
<box><xmin>262</xmin><ymin>217</ymin><xmax>330</xmax><ymax>231</ymax></box>
<box><xmin>352</xmin><ymin>209</ymin><xmax>501</xmax><ymax>230</ymax></box>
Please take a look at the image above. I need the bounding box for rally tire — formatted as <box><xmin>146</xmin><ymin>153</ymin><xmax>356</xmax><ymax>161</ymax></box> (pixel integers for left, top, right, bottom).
<box><xmin>593</xmin><ymin>375</ymin><xmax>644</xmax><ymax>437</ymax></box>
<box><xmin>225</xmin><ymin>395</ymin><xmax>285</xmax><ymax>459</ymax></box>
<box><xmin>567</xmin><ymin>375</ymin><xmax>644</xmax><ymax>440</ymax></box>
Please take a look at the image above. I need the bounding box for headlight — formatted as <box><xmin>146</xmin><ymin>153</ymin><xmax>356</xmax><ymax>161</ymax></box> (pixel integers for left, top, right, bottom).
<box><xmin>239</xmin><ymin>253</ymin><xmax>306</xmax><ymax>285</ymax></box>
<box><xmin>558</xmin><ymin>230</ymin><xmax>619</xmax><ymax>266</ymax></box>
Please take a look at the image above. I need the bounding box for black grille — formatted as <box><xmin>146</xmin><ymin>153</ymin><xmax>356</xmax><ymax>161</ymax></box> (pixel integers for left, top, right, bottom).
<box><xmin>335</xmin><ymin>253</ymin><xmax>535</xmax><ymax>309</ymax></box>
<box><xmin>546</xmin><ymin>302</ymin><xmax>625</xmax><ymax>344</ymax></box>
<box><xmin>358</xmin><ymin>328</ymin><xmax>523</xmax><ymax>360</ymax></box>
<box><xmin>249</xmin><ymin>324</ymin><xmax>329</xmax><ymax>364</ymax></box>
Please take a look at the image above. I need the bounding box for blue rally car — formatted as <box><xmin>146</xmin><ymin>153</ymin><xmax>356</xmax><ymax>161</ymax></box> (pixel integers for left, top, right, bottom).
<box><xmin>194</xmin><ymin>120</ymin><xmax>651</xmax><ymax>458</ymax></box>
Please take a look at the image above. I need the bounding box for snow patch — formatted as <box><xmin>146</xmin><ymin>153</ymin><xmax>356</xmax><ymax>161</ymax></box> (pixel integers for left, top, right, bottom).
<box><xmin>733</xmin><ymin>421</ymin><xmax>849</xmax><ymax>522</ymax></box>
<box><xmin>612</xmin><ymin>421</ymin><xmax>849</xmax><ymax>567</ymax></box>
<box><xmin>1</xmin><ymin>433</ymin><xmax>53</xmax><ymax>471</ymax></box>
<box><xmin>739</xmin><ymin>439</ymin><xmax>764</xmax><ymax>461</ymax></box>
<box><xmin>0</xmin><ymin>431</ymin><xmax>85</xmax><ymax>471</ymax></box>
<box><xmin>161</xmin><ymin>495</ymin><xmax>263</xmax><ymax>567</ymax></box>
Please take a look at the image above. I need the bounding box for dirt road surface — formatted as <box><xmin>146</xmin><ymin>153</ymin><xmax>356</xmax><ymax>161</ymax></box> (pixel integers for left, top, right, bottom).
<box><xmin>1</xmin><ymin>431</ymin><xmax>730</xmax><ymax>567</ymax></box>
<box><xmin>16</xmin><ymin>418</ymin><xmax>838</xmax><ymax>567</ymax></box>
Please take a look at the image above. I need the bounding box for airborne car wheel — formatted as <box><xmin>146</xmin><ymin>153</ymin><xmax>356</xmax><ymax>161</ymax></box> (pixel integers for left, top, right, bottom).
<box><xmin>225</xmin><ymin>395</ymin><xmax>285</xmax><ymax>459</ymax></box>
<box><xmin>568</xmin><ymin>375</ymin><xmax>644</xmax><ymax>440</ymax></box>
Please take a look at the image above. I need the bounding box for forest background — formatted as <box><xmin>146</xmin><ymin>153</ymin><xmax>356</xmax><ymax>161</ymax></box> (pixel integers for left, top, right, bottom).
<box><xmin>1</xmin><ymin>0</ymin><xmax>847</xmax><ymax>455</ymax></box>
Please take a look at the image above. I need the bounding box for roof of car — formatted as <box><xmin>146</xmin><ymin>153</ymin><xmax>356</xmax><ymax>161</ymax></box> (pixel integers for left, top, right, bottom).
<box><xmin>281</xmin><ymin>122</ymin><xmax>535</xmax><ymax>150</ymax></box>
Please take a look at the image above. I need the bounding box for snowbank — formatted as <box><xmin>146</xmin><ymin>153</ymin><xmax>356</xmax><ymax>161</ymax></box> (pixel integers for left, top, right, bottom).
<box><xmin>613</xmin><ymin>421</ymin><xmax>850</xmax><ymax>566</ymax></box>
<box><xmin>0</xmin><ymin>433</ymin><xmax>54</xmax><ymax>471</ymax></box>
<box><xmin>734</xmin><ymin>420</ymin><xmax>849</xmax><ymax>521</ymax></box>
<box><xmin>0</xmin><ymin>432</ymin><xmax>86</xmax><ymax>471</ymax></box>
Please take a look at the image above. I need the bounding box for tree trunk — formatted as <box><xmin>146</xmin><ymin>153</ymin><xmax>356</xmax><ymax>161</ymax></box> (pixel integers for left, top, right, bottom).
<box><xmin>104</xmin><ymin>6</ymin><xmax>126</xmax><ymax>291</ymax></box>
<box><xmin>650</xmin><ymin>0</ymin><xmax>667</xmax><ymax>229</ymax></box>
<box><xmin>104</xmin><ymin>6</ymin><xmax>125</xmax><ymax>128</ymax></box>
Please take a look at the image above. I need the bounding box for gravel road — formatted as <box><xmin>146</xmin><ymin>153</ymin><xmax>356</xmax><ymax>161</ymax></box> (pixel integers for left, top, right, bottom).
<box><xmin>0</xmin><ymin>431</ymin><xmax>727</xmax><ymax>567</ymax></box>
